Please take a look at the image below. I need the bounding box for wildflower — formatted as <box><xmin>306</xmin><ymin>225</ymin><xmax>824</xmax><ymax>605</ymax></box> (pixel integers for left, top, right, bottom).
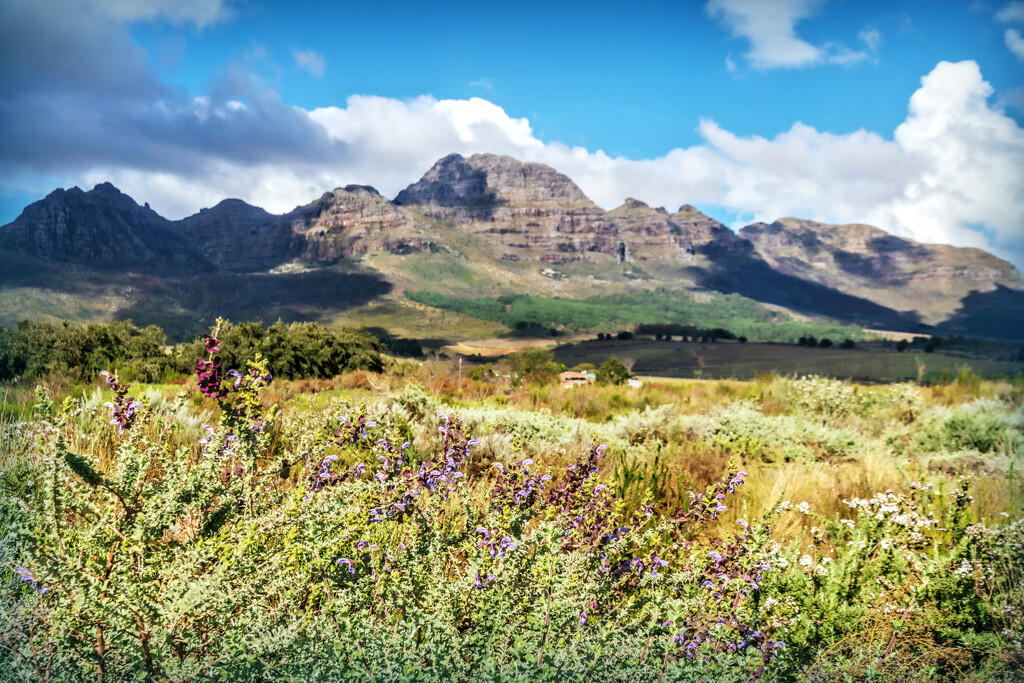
<box><xmin>499</xmin><ymin>536</ymin><xmax>517</xmax><ymax>558</ymax></box>
<box><xmin>337</xmin><ymin>558</ymin><xmax>355</xmax><ymax>574</ymax></box>
<box><xmin>799</xmin><ymin>555</ymin><xmax>813</xmax><ymax>567</ymax></box>
<box><xmin>579</xmin><ymin>611</ymin><xmax>587</xmax><ymax>626</ymax></box>
<box><xmin>797</xmin><ymin>502</ymin><xmax>811</xmax><ymax>515</ymax></box>
<box><xmin>15</xmin><ymin>567</ymin><xmax>47</xmax><ymax>593</ymax></box>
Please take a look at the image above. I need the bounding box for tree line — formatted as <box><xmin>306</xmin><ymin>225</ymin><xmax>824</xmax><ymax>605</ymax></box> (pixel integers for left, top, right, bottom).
<box><xmin>0</xmin><ymin>319</ymin><xmax>386</xmax><ymax>384</ymax></box>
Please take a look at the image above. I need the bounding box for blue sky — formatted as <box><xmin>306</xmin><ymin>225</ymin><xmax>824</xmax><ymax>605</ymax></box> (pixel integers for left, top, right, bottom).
<box><xmin>1</xmin><ymin>0</ymin><xmax>1023</xmax><ymax>268</ymax></box>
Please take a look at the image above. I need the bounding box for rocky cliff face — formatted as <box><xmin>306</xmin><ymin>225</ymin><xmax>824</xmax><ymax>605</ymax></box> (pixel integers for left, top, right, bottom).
<box><xmin>1</xmin><ymin>183</ymin><xmax>193</xmax><ymax>269</ymax></box>
<box><xmin>395</xmin><ymin>154</ymin><xmax>618</xmax><ymax>263</ymax></box>
<box><xmin>177</xmin><ymin>199</ymin><xmax>291</xmax><ymax>270</ymax></box>
<box><xmin>289</xmin><ymin>185</ymin><xmax>434</xmax><ymax>261</ymax></box>
<box><xmin>740</xmin><ymin>219</ymin><xmax>1024</xmax><ymax>321</ymax></box>
<box><xmin>608</xmin><ymin>199</ymin><xmax>748</xmax><ymax>263</ymax></box>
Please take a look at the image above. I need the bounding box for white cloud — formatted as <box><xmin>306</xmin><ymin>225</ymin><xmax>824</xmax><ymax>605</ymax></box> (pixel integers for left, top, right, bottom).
<box><xmin>995</xmin><ymin>1</ymin><xmax>1024</xmax><ymax>23</ymax></box>
<box><xmin>469</xmin><ymin>78</ymin><xmax>494</xmax><ymax>90</ymax></box>
<box><xmin>706</xmin><ymin>0</ymin><xmax>823</xmax><ymax>69</ymax></box>
<box><xmin>705</xmin><ymin>0</ymin><xmax>877</xmax><ymax>69</ymax></box>
<box><xmin>866</xmin><ymin>61</ymin><xmax>1024</xmax><ymax>257</ymax></box>
<box><xmin>76</xmin><ymin>0</ymin><xmax>234</xmax><ymax>27</ymax></box>
<box><xmin>292</xmin><ymin>48</ymin><xmax>326</xmax><ymax>78</ymax></box>
<box><xmin>1006</xmin><ymin>28</ymin><xmax>1024</xmax><ymax>59</ymax></box>
<box><xmin>858</xmin><ymin>28</ymin><xmax>882</xmax><ymax>51</ymax></box>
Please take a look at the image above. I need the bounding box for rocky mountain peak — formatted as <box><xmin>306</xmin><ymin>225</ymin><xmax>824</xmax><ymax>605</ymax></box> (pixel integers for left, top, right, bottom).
<box><xmin>0</xmin><ymin>182</ymin><xmax>188</xmax><ymax>269</ymax></box>
<box><xmin>394</xmin><ymin>152</ymin><xmax>595</xmax><ymax>219</ymax></box>
<box><xmin>461</xmin><ymin>153</ymin><xmax>593</xmax><ymax>205</ymax></box>
<box><xmin>393</xmin><ymin>154</ymin><xmax>492</xmax><ymax>211</ymax></box>
<box><xmin>289</xmin><ymin>184</ymin><xmax>432</xmax><ymax>261</ymax></box>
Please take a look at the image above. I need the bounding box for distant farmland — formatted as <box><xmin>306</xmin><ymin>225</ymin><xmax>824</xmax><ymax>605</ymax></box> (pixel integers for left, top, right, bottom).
<box><xmin>552</xmin><ymin>338</ymin><xmax>1024</xmax><ymax>382</ymax></box>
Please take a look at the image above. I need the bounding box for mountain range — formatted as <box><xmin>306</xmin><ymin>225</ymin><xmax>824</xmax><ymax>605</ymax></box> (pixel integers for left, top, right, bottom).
<box><xmin>2</xmin><ymin>153</ymin><xmax>1022</xmax><ymax>341</ymax></box>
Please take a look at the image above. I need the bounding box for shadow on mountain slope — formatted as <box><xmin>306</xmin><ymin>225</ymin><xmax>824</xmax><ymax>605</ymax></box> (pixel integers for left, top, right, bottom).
<box><xmin>934</xmin><ymin>285</ymin><xmax>1024</xmax><ymax>341</ymax></box>
<box><xmin>685</xmin><ymin>248</ymin><xmax>927</xmax><ymax>332</ymax></box>
<box><xmin>114</xmin><ymin>269</ymin><xmax>392</xmax><ymax>342</ymax></box>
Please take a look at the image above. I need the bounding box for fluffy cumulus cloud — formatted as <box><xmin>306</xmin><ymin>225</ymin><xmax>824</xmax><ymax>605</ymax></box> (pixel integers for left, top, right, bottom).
<box><xmin>705</xmin><ymin>0</ymin><xmax>875</xmax><ymax>70</ymax></box>
<box><xmin>1</xmin><ymin>2</ymin><xmax>1022</xmax><ymax>271</ymax></box>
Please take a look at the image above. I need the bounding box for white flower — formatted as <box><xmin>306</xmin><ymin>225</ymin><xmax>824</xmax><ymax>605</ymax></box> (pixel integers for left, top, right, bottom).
<box><xmin>797</xmin><ymin>502</ymin><xmax>811</xmax><ymax>515</ymax></box>
<box><xmin>799</xmin><ymin>555</ymin><xmax>813</xmax><ymax>567</ymax></box>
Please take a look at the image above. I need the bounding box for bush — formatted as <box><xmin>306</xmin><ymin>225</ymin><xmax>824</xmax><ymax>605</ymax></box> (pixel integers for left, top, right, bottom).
<box><xmin>596</xmin><ymin>357</ymin><xmax>633</xmax><ymax>386</ymax></box>
<box><xmin>504</xmin><ymin>348</ymin><xmax>564</xmax><ymax>386</ymax></box>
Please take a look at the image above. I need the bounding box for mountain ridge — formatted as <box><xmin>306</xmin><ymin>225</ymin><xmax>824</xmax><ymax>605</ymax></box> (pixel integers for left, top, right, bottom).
<box><xmin>2</xmin><ymin>153</ymin><xmax>1022</xmax><ymax>340</ymax></box>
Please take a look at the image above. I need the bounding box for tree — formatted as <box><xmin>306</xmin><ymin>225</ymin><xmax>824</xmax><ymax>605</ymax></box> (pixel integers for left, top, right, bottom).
<box><xmin>819</xmin><ymin>338</ymin><xmax>833</xmax><ymax>349</ymax></box>
<box><xmin>505</xmin><ymin>348</ymin><xmax>564</xmax><ymax>386</ymax></box>
<box><xmin>595</xmin><ymin>356</ymin><xmax>632</xmax><ymax>385</ymax></box>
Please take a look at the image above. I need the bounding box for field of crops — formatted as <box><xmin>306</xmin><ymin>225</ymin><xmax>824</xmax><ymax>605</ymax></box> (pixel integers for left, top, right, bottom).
<box><xmin>1</xmin><ymin>335</ymin><xmax>1023</xmax><ymax>681</ymax></box>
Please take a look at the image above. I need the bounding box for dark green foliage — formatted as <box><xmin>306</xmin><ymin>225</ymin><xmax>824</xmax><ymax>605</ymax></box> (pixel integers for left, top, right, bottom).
<box><xmin>505</xmin><ymin>348</ymin><xmax>565</xmax><ymax>386</ymax></box>
<box><xmin>171</xmin><ymin>320</ymin><xmax>386</xmax><ymax>380</ymax></box>
<box><xmin>0</xmin><ymin>318</ymin><xmax>387</xmax><ymax>384</ymax></box>
<box><xmin>0</xmin><ymin>319</ymin><xmax>166</xmax><ymax>383</ymax></box>
<box><xmin>595</xmin><ymin>357</ymin><xmax>632</xmax><ymax>386</ymax></box>
<box><xmin>406</xmin><ymin>290</ymin><xmax>864</xmax><ymax>343</ymax></box>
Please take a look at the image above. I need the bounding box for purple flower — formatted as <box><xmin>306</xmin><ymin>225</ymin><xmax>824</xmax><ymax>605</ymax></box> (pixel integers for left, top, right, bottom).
<box><xmin>15</xmin><ymin>567</ymin><xmax>47</xmax><ymax>593</ymax></box>
<box><xmin>337</xmin><ymin>558</ymin><xmax>355</xmax><ymax>574</ymax></box>
<box><xmin>499</xmin><ymin>536</ymin><xmax>517</xmax><ymax>557</ymax></box>
<box><xmin>579</xmin><ymin>611</ymin><xmax>587</xmax><ymax>626</ymax></box>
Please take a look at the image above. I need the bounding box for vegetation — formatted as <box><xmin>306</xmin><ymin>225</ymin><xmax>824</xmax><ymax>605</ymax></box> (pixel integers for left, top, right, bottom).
<box><xmin>1</xmin><ymin>329</ymin><xmax>1022</xmax><ymax>681</ymax></box>
<box><xmin>0</xmin><ymin>318</ymin><xmax>386</xmax><ymax>384</ymax></box>
<box><xmin>406</xmin><ymin>289</ymin><xmax>865</xmax><ymax>343</ymax></box>
<box><xmin>595</xmin><ymin>356</ymin><xmax>633</xmax><ymax>385</ymax></box>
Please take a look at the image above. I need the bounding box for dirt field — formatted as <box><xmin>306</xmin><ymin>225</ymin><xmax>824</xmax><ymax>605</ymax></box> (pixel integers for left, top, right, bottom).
<box><xmin>439</xmin><ymin>334</ymin><xmax>585</xmax><ymax>359</ymax></box>
<box><xmin>551</xmin><ymin>338</ymin><xmax>1024</xmax><ymax>382</ymax></box>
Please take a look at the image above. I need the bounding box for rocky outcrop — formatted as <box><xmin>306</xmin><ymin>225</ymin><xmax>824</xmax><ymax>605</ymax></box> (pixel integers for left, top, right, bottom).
<box><xmin>289</xmin><ymin>185</ymin><xmax>434</xmax><ymax>261</ymax></box>
<box><xmin>395</xmin><ymin>154</ymin><xmax>618</xmax><ymax>262</ymax></box>
<box><xmin>177</xmin><ymin>199</ymin><xmax>291</xmax><ymax>270</ymax></box>
<box><xmin>1</xmin><ymin>183</ymin><xmax>194</xmax><ymax>270</ymax></box>
<box><xmin>608</xmin><ymin>199</ymin><xmax>749</xmax><ymax>263</ymax></box>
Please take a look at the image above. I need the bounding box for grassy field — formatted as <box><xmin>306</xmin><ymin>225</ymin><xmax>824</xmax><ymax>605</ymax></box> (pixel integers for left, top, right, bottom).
<box><xmin>552</xmin><ymin>338</ymin><xmax>1024</xmax><ymax>381</ymax></box>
